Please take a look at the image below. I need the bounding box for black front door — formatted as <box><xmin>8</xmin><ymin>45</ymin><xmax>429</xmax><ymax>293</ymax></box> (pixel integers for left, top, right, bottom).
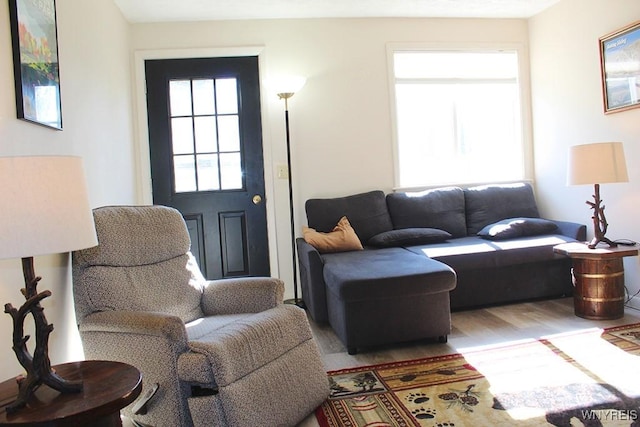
<box><xmin>145</xmin><ymin>56</ymin><xmax>269</xmax><ymax>279</ymax></box>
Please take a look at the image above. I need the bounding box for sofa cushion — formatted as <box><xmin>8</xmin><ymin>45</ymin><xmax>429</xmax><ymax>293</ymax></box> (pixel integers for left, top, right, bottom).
<box><xmin>368</xmin><ymin>228</ymin><xmax>451</xmax><ymax>248</ymax></box>
<box><xmin>305</xmin><ymin>190</ymin><xmax>393</xmax><ymax>242</ymax></box>
<box><xmin>303</xmin><ymin>216</ymin><xmax>363</xmax><ymax>253</ymax></box>
<box><xmin>406</xmin><ymin>234</ymin><xmax>577</xmax><ymax>271</ymax></box>
<box><xmin>464</xmin><ymin>183</ymin><xmax>540</xmax><ymax>235</ymax></box>
<box><xmin>478</xmin><ymin>217</ymin><xmax>559</xmax><ymax>240</ymax></box>
<box><xmin>386</xmin><ymin>187</ymin><xmax>467</xmax><ymax>238</ymax></box>
<box><xmin>322</xmin><ymin>248</ymin><xmax>456</xmax><ymax>301</ymax></box>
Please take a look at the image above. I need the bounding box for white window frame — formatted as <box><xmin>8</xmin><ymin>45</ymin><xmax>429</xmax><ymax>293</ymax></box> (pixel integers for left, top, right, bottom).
<box><xmin>386</xmin><ymin>43</ymin><xmax>534</xmax><ymax>191</ymax></box>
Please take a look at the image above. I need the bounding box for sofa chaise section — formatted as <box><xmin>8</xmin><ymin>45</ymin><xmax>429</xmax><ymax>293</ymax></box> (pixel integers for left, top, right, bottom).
<box><xmin>322</xmin><ymin>248</ymin><xmax>456</xmax><ymax>354</ymax></box>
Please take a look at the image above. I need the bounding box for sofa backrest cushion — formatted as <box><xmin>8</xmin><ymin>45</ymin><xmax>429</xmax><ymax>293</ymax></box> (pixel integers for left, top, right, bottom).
<box><xmin>464</xmin><ymin>183</ymin><xmax>540</xmax><ymax>235</ymax></box>
<box><xmin>305</xmin><ymin>190</ymin><xmax>393</xmax><ymax>243</ymax></box>
<box><xmin>386</xmin><ymin>187</ymin><xmax>467</xmax><ymax>238</ymax></box>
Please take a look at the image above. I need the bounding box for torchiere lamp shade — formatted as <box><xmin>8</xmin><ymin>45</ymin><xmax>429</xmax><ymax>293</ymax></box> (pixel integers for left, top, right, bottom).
<box><xmin>567</xmin><ymin>142</ymin><xmax>629</xmax><ymax>186</ymax></box>
<box><xmin>0</xmin><ymin>156</ymin><xmax>98</xmax><ymax>260</ymax></box>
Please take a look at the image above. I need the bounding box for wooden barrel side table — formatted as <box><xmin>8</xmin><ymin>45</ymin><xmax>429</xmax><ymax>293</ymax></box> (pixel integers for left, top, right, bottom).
<box><xmin>0</xmin><ymin>360</ymin><xmax>142</xmax><ymax>426</ymax></box>
<box><xmin>572</xmin><ymin>257</ymin><xmax>625</xmax><ymax>319</ymax></box>
<box><xmin>554</xmin><ymin>242</ymin><xmax>639</xmax><ymax>320</ymax></box>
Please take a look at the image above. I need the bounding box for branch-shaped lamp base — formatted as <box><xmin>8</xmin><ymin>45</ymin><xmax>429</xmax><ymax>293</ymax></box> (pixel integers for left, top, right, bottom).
<box><xmin>3</xmin><ymin>257</ymin><xmax>82</xmax><ymax>413</ymax></box>
<box><xmin>586</xmin><ymin>183</ymin><xmax>618</xmax><ymax>249</ymax></box>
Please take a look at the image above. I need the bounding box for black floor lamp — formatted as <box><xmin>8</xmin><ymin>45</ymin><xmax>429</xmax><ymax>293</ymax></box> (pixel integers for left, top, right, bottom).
<box><xmin>277</xmin><ymin>77</ymin><xmax>306</xmax><ymax>307</ymax></box>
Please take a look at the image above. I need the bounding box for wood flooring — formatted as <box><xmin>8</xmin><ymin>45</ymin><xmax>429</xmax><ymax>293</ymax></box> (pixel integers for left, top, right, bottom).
<box><xmin>310</xmin><ymin>297</ymin><xmax>640</xmax><ymax>371</ymax></box>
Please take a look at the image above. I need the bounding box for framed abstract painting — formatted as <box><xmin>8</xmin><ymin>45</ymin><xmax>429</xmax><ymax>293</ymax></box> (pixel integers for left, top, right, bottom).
<box><xmin>599</xmin><ymin>20</ymin><xmax>640</xmax><ymax>114</ymax></box>
<box><xmin>8</xmin><ymin>0</ymin><xmax>63</xmax><ymax>129</ymax></box>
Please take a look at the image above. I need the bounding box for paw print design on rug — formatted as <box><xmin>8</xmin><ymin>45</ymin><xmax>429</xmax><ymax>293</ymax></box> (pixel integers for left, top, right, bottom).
<box><xmin>411</xmin><ymin>407</ymin><xmax>436</xmax><ymax>420</ymax></box>
<box><xmin>405</xmin><ymin>392</ymin><xmax>430</xmax><ymax>404</ymax></box>
<box><xmin>434</xmin><ymin>423</ymin><xmax>455</xmax><ymax>426</ymax></box>
<box><xmin>438</xmin><ymin>384</ymin><xmax>481</xmax><ymax>412</ymax></box>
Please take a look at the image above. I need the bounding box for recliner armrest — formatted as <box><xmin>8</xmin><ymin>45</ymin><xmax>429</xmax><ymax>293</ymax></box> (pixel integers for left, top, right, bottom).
<box><xmin>549</xmin><ymin>220</ymin><xmax>587</xmax><ymax>241</ymax></box>
<box><xmin>200</xmin><ymin>277</ymin><xmax>284</xmax><ymax>315</ymax></box>
<box><xmin>79</xmin><ymin>310</ymin><xmax>189</xmax><ymax>349</ymax></box>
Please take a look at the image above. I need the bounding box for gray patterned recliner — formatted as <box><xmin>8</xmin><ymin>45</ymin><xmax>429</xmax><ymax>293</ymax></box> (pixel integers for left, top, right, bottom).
<box><xmin>72</xmin><ymin>205</ymin><xmax>329</xmax><ymax>427</ymax></box>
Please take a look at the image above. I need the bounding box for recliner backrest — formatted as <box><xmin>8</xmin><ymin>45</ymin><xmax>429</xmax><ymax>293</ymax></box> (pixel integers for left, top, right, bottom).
<box><xmin>72</xmin><ymin>205</ymin><xmax>205</xmax><ymax>323</ymax></box>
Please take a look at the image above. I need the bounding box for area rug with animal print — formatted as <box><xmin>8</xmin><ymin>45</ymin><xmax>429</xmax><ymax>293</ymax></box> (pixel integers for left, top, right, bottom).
<box><xmin>316</xmin><ymin>323</ymin><xmax>640</xmax><ymax>426</ymax></box>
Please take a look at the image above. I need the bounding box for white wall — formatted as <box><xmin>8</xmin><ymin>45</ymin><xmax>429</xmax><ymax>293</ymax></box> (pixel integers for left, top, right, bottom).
<box><xmin>0</xmin><ymin>0</ymin><xmax>136</xmax><ymax>378</ymax></box>
<box><xmin>130</xmin><ymin>17</ymin><xmax>530</xmax><ymax>299</ymax></box>
<box><xmin>529</xmin><ymin>0</ymin><xmax>640</xmax><ymax>309</ymax></box>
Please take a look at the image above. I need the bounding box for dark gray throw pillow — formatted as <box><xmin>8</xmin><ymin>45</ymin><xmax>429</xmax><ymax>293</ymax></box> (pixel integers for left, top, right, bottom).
<box><xmin>477</xmin><ymin>217</ymin><xmax>558</xmax><ymax>240</ymax></box>
<box><xmin>368</xmin><ymin>228</ymin><xmax>452</xmax><ymax>247</ymax></box>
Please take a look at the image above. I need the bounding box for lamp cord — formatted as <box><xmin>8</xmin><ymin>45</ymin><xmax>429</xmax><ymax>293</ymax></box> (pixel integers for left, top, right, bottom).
<box><xmin>613</xmin><ymin>238</ymin><xmax>638</xmax><ymax>246</ymax></box>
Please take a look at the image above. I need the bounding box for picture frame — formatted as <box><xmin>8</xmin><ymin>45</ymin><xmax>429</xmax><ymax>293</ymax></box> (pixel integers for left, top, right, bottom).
<box><xmin>599</xmin><ymin>20</ymin><xmax>640</xmax><ymax>114</ymax></box>
<box><xmin>8</xmin><ymin>0</ymin><xmax>63</xmax><ymax>130</ymax></box>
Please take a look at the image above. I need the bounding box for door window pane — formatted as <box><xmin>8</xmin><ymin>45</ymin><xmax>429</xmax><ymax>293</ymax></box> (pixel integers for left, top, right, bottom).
<box><xmin>171</xmin><ymin>117</ymin><xmax>194</xmax><ymax>154</ymax></box>
<box><xmin>193</xmin><ymin>79</ymin><xmax>216</xmax><ymax>115</ymax></box>
<box><xmin>169</xmin><ymin>80</ymin><xmax>192</xmax><ymax>116</ymax></box>
<box><xmin>194</xmin><ymin>116</ymin><xmax>217</xmax><ymax>153</ymax></box>
<box><xmin>218</xmin><ymin>116</ymin><xmax>240</xmax><ymax>152</ymax></box>
<box><xmin>220</xmin><ymin>153</ymin><xmax>242</xmax><ymax>190</ymax></box>
<box><xmin>174</xmin><ymin>155</ymin><xmax>197</xmax><ymax>192</ymax></box>
<box><xmin>216</xmin><ymin>78</ymin><xmax>238</xmax><ymax>114</ymax></box>
<box><xmin>197</xmin><ymin>154</ymin><xmax>220</xmax><ymax>191</ymax></box>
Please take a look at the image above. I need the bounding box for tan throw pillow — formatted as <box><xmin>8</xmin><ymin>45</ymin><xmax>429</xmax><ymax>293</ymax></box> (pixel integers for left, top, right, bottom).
<box><xmin>303</xmin><ymin>216</ymin><xmax>364</xmax><ymax>254</ymax></box>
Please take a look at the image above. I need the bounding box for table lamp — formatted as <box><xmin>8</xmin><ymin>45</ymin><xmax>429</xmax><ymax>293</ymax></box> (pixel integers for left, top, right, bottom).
<box><xmin>567</xmin><ymin>142</ymin><xmax>628</xmax><ymax>249</ymax></box>
<box><xmin>0</xmin><ymin>156</ymin><xmax>97</xmax><ymax>413</ymax></box>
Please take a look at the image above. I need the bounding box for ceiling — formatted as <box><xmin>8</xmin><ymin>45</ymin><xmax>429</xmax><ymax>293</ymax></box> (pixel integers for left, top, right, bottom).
<box><xmin>113</xmin><ymin>0</ymin><xmax>562</xmax><ymax>23</ymax></box>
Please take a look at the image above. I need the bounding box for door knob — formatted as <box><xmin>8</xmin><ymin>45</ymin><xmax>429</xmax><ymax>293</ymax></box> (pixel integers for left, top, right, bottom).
<box><xmin>252</xmin><ymin>195</ymin><xmax>263</xmax><ymax>204</ymax></box>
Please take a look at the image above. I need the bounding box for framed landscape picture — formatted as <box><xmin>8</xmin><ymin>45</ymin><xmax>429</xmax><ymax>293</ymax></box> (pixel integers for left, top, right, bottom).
<box><xmin>599</xmin><ymin>21</ymin><xmax>640</xmax><ymax>114</ymax></box>
<box><xmin>8</xmin><ymin>0</ymin><xmax>62</xmax><ymax>129</ymax></box>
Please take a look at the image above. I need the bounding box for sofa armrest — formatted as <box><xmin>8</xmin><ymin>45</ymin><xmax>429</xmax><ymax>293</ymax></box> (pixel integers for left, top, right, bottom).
<box><xmin>79</xmin><ymin>310</ymin><xmax>189</xmax><ymax>355</ymax></box>
<box><xmin>550</xmin><ymin>220</ymin><xmax>587</xmax><ymax>241</ymax></box>
<box><xmin>200</xmin><ymin>277</ymin><xmax>284</xmax><ymax>315</ymax></box>
<box><xmin>297</xmin><ymin>238</ymin><xmax>329</xmax><ymax>323</ymax></box>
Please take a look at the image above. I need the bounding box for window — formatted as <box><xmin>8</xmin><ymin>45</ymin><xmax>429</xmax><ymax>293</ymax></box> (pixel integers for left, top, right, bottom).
<box><xmin>391</xmin><ymin>50</ymin><xmax>526</xmax><ymax>188</ymax></box>
<box><xmin>168</xmin><ymin>77</ymin><xmax>243</xmax><ymax>193</ymax></box>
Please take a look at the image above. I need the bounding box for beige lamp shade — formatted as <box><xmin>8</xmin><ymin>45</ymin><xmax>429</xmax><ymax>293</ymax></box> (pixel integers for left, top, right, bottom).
<box><xmin>567</xmin><ymin>142</ymin><xmax>629</xmax><ymax>185</ymax></box>
<box><xmin>0</xmin><ymin>156</ymin><xmax>98</xmax><ymax>260</ymax></box>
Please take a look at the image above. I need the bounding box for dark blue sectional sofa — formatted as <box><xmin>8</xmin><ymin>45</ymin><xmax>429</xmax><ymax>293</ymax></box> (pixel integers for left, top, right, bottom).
<box><xmin>296</xmin><ymin>182</ymin><xmax>586</xmax><ymax>354</ymax></box>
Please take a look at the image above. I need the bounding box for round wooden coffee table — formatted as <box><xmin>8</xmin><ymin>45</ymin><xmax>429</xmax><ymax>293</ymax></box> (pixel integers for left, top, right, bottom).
<box><xmin>0</xmin><ymin>360</ymin><xmax>142</xmax><ymax>426</ymax></box>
